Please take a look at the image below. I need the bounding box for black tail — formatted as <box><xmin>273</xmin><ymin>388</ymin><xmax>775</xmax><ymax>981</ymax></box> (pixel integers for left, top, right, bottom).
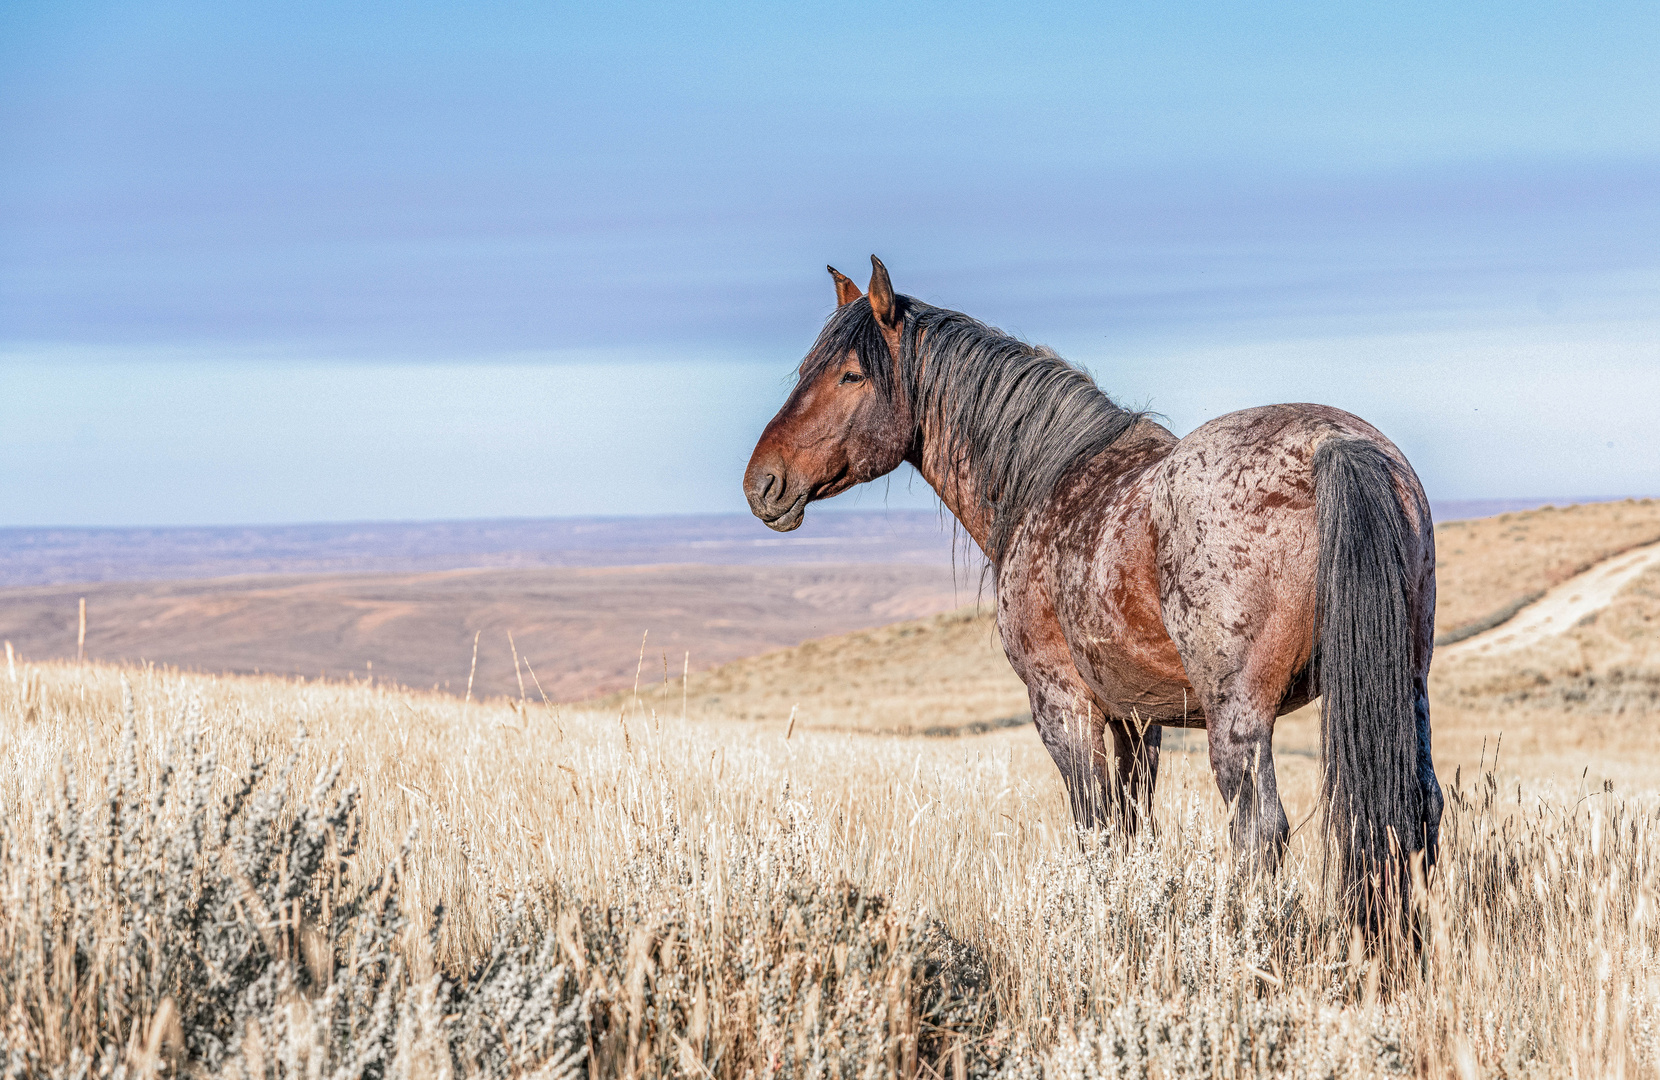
<box><xmin>1313</xmin><ymin>438</ymin><xmax>1424</xmax><ymax>927</ymax></box>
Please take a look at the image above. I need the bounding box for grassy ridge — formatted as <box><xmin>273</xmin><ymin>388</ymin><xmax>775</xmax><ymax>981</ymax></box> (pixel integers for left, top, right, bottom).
<box><xmin>598</xmin><ymin>605</ymin><xmax>1028</xmax><ymax>735</ymax></box>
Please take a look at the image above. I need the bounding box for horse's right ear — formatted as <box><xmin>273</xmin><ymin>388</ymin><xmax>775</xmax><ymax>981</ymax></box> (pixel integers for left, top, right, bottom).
<box><xmin>828</xmin><ymin>266</ymin><xmax>862</xmax><ymax>307</ymax></box>
<box><xmin>868</xmin><ymin>255</ymin><xmax>900</xmax><ymax>329</ymax></box>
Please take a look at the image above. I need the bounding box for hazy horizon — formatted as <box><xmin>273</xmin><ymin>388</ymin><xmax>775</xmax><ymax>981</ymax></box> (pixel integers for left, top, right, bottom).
<box><xmin>4</xmin><ymin>496</ymin><xmax>1653</xmax><ymax>590</ymax></box>
<box><xmin>2</xmin><ymin>494</ymin><xmax>1655</xmax><ymax>535</ymax></box>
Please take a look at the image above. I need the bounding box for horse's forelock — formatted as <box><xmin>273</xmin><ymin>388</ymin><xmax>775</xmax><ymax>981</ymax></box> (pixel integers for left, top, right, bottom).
<box><xmin>796</xmin><ymin>298</ymin><xmax>901</xmax><ymax>402</ymax></box>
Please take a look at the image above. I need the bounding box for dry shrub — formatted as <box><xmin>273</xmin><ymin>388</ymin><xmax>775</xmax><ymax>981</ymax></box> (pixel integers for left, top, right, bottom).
<box><xmin>0</xmin><ymin>688</ymin><xmax>585</xmax><ymax>1078</ymax></box>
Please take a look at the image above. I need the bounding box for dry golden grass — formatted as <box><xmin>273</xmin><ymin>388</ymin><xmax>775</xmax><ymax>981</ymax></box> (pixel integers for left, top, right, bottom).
<box><xmin>5</xmin><ymin>590</ymin><xmax>1660</xmax><ymax>1075</ymax></box>
<box><xmin>1433</xmin><ymin>497</ymin><xmax>1660</xmax><ymax>637</ymax></box>
<box><xmin>603</xmin><ymin>605</ymin><xmax>1028</xmax><ymax>736</ymax></box>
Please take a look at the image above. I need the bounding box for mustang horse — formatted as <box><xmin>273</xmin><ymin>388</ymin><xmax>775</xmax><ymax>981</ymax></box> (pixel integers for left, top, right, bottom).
<box><xmin>744</xmin><ymin>257</ymin><xmax>1443</xmax><ymax>921</ymax></box>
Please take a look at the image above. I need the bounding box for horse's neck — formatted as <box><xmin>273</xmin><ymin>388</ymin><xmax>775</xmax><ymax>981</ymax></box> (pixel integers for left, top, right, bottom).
<box><xmin>906</xmin><ymin>427</ymin><xmax>996</xmax><ymax>556</ymax></box>
<box><xmin>906</xmin><ymin>410</ymin><xmax>1174</xmax><ymax>564</ymax></box>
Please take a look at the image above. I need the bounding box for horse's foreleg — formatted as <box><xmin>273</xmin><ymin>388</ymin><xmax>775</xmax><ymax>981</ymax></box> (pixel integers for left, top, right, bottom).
<box><xmin>1106</xmin><ymin>717</ymin><xmax>1162</xmax><ymax>834</ymax></box>
<box><xmin>1028</xmin><ymin>678</ymin><xmax>1111</xmax><ymax>832</ymax></box>
<box><xmin>1028</xmin><ymin>672</ymin><xmax>1162</xmax><ymax>837</ymax></box>
<box><xmin>1207</xmin><ymin>703</ymin><xmax>1290</xmax><ymax>873</ymax></box>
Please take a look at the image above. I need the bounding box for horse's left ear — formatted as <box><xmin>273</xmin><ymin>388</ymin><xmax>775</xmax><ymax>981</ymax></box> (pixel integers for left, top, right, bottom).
<box><xmin>828</xmin><ymin>265</ymin><xmax>862</xmax><ymax>307</ymax></box>
<box><xmin>868</xmin><ymin>255</ymin><xmax>900</xmax><ymax>330</ymax></box>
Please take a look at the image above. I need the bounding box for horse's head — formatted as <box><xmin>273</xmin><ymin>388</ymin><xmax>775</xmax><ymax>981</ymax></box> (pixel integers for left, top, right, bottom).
<box><xmin>744</xmin><ymin>257</ymin><xmax>913</xmax><ymax>532</ymax></box>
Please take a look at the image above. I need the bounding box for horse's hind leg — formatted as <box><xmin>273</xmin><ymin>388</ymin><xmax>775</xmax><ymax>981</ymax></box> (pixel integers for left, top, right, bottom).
<box><xmin>1160</xmin><ymin>606</ymin><xmax>1297</xmax><ymax>869</ymax></box>
<box><xmin>1156</xmin><ymin>517</ymin><xmax>1311</xmax><ymax>871</ymax></box>
<box><xmin>1206</xmin><ymin>699</ymin><xmax>1290</xmax><ymax>873</ymax></box>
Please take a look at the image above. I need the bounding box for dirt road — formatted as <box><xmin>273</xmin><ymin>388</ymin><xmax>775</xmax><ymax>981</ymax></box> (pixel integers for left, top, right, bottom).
<box><xmin>1442</xmin><ymin>539</ymin><xmax>1660</xmax><ymax>657</ymax></box>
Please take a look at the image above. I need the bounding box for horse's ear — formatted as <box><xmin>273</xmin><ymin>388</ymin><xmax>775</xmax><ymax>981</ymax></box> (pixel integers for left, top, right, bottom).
<box><xmin>868</xmin><ymin>255</ymin><xmax>900</xmax><ymax>329</ymax></box>
<box><xmin>828</xmin><ymin>265</ymin><xmax>862</xmax><ymax>307</ymax></box>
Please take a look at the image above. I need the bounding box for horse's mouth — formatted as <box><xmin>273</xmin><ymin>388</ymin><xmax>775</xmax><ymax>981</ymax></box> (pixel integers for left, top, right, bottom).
<box><xmin>760</xmin><ymin>493</ymin><xmax>809</xmax><ymax>532</ymax></box>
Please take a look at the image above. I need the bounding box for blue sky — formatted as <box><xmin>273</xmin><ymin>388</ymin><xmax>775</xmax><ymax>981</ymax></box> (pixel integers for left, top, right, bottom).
<box><xmin>2</xmin><ymin>1</ymin><xmax>1656</xmax><ymax>526</ymax></box>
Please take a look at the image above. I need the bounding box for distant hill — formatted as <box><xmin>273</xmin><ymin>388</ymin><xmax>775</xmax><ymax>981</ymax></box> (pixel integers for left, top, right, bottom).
<box><xmin>0</xmin><ymin>562</ymin><xmax>973</xmax><ymax>702</ymax></box>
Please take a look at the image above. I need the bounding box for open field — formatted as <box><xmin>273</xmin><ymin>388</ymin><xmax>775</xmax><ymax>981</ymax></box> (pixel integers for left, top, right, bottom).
<box><xmin>0</xmin><ymin>563</ymin><xmax>968</xmax><ymax>701</ymax></box>
<box><xmin>3</xmin><ymin>500</ymin><xmax>1656</xmax><ymax>1075</ymax></box>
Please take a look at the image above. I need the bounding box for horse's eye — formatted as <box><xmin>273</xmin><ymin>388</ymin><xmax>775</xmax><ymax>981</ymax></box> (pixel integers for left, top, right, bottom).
<box><xmin>840</xmin><ymin>371</ymin><xmax>864</xmax><ymax>385</ymax></box>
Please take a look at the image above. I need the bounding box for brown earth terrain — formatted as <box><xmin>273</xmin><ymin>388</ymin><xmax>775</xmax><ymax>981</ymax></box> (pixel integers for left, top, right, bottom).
<box><xmin>1433</xmin><ymin>497</ymin><xmax>1660</xmax><ymax>637</ymax></box>
<box><xmin>0</xmin><ymin>563</ymin><xmax>972</xmax><ymax>702</ymax></box>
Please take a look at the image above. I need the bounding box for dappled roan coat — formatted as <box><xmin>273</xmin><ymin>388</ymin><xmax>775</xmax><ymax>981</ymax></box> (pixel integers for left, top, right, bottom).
<box><xmin>745</xmin><ymin>258</ymin><xmax>1442</xmax><ymax>928</ymax></box>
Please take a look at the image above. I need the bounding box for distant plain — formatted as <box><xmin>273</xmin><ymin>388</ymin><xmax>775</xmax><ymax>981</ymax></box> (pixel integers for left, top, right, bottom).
<box><xmin>1</xmin><ymin>498</ymin><xmax>1652</xmax><ymax>704</ymax></box>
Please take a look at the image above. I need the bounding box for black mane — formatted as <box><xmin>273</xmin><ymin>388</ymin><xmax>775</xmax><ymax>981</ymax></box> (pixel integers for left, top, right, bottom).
<box><xmin>798</xmin><ymin>296</ymin><xmax>1144</xmax><ymax>563</ymax></box>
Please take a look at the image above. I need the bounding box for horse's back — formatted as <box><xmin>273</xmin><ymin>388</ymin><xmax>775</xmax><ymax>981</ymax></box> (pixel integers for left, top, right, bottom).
<box><xmin>1154</xmin><ymin>402</ymin><xmax>1423</xmax><ymax>531</ymax></box>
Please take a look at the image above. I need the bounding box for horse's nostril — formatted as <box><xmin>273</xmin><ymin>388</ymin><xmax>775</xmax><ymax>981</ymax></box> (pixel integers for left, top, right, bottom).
<box><xmin>761</xmin><ymin>472</ymin><xmax>780</xmax><ymax>502</ymax></box>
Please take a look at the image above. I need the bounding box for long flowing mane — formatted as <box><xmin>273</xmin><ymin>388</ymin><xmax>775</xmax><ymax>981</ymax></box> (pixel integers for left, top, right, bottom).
<box><xmin>799</xmin><ymin>296</ymin><xmax>1144</xmax><ymax>562</ymax></box>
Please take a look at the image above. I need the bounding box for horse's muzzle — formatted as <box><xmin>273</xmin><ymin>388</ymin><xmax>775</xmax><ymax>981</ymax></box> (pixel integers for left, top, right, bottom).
<box><xmin>744</xmin><ymin>464</ymin><xmax>808</xmax><ymax>532</ymax></box>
